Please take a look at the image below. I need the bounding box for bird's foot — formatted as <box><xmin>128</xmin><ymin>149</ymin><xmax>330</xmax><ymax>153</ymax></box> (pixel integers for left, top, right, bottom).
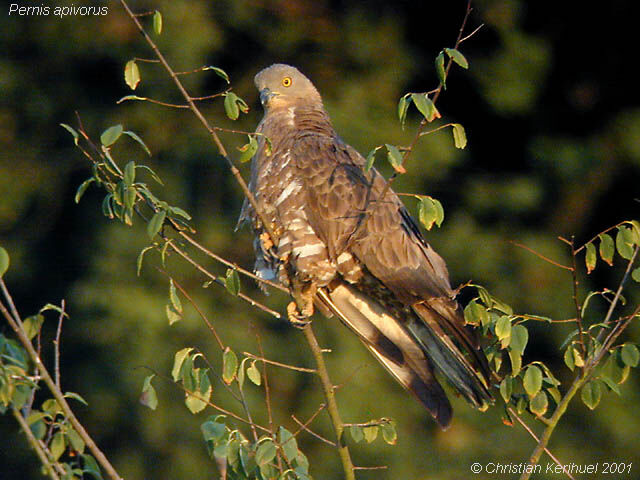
<box><xmin>287</xmin><ymin>302</ymin><xmax>313</xmax><ymax>328</ymax></box>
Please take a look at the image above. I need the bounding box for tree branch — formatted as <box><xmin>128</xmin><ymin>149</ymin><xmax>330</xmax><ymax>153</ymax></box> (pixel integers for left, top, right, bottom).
<box><xmin>302</xmin><ymin>325</ymin><xmax>355</xmax><ymax>480</ymax></box>
<box><xmin>0</xmin><ymin>279</ymin><xmax>124</xmax><ymax>480</ymax></box>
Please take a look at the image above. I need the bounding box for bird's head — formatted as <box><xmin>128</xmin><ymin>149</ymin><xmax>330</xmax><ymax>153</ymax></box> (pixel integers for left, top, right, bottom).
<box><xmin>254</xmin><ymin>64</ymin><xmax>322</xmax><ymax>110</ymax></box>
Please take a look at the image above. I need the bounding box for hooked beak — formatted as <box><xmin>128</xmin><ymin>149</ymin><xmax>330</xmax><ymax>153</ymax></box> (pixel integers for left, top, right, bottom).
<box><xmin>259</xmin><ymin>87</ymin><xmax>278</xmax><ymax>106</ymax></box>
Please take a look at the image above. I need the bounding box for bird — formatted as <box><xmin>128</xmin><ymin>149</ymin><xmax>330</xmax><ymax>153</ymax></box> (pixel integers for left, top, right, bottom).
<box><xmin>237</xmin><ymin>63</ymin><xmax>492</xmax><ymax>428</ymax></box>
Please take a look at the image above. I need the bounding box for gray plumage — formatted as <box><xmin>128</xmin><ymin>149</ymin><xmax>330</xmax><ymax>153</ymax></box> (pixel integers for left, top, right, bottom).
<box><xmin>238</xmin><ymin>64</ymin><xmax>492</xmax><ymax>428</ymax></box>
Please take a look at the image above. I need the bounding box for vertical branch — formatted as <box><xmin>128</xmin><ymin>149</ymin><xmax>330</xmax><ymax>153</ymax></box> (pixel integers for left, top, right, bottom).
<box><xmin>302</xmin><ymin>325</ymin><xmax>355</xmax><ymax>480</ymax></box>
<box><xmin>518</xmin><ymin>374</ymin><xmax>587</xmax><ymax>480</ymax></box>
<box><xmin>567</xmin><ymin>237</ymin><xmax>586</xmax><ymax>357</ymax></box>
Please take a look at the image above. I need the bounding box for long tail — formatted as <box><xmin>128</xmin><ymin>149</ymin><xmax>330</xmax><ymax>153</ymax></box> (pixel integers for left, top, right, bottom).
<box><xmin>316</xmin><ymin>282</ymin><xmax>492</xmax><ymax>429</ymax></box>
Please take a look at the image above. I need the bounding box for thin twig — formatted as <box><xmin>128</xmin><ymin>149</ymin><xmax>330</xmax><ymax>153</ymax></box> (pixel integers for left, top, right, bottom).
<box><xmin>167</xmin><ymin>240</ymin><xmax>282</xmax><ymax>319</ymax></box>
<box><xmin>291</xmin><ymin>413</ymin><xmax>336</xmax><ymax>447</ymax></box>
<box><xmin>161</xmin><ymin>272</ymin><xmax>225</xmax><ymax>350</ymax></box>
<box><xmin>593</xmin><ymin>245</ymin><xmax>640</xmax><ymax>349</ymax></box>
<box><xmin>242</xmin><ymin>352</ymin><xmax>316</xmax><ymax>373</ymax></box>
<box><xmin>255</xmin><ymin>332</ymin><xmax>275</xmax><ymax>439</ymax></box>
<box><xmin>291</xmin><ymin>403</ymin><xmax>327</xmax><ymax>438</ymax></box>
<box><xmin>118</xmin><ymin>0</ymin><xmax>279</xmax><ymax>248</ymax></box>
<box><xmin>53</xmin><ymin>300</ymin><xmax>66</xmax><ymax>390</ymax></box>
<box><xmin>510</xmin><ymin>241</ymin><xmax>573</xmax><ymax>271</ymax></box>
<box><xmin>116</xmin><ymin>96</ymin><xmax>190</xmax><ymax>109</ymax></box>
<box><xmin>567</xmin><ymin>238</ymin><xmax>587</xmax><ymax>359</ymax></box>
<box><xmin>507</xmin><ymin>407</ymin><xmax>576</xmax><ymax>480</ymax></box>
<box><xmin>179</xmin><ymin>231</ymin><xmax>287</xmax><ymax>293</ymax></box>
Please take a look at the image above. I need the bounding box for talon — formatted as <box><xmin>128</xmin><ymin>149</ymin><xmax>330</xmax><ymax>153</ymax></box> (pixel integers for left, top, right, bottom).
<box><xmin>287</xmin><ymin>302</ymin><xmax>313</xmax><ymax>328</ymax></box>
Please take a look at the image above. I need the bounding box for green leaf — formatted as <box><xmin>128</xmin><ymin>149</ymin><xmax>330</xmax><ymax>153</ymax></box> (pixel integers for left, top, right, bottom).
<box><xmin>63</xmin><ymin>391</ymin><xmax>89</xmax><ymax>406</ymax></box>
<box><xmin>397</xmin><ymin>95</ymin><xmax>411</xmax><ymax>127</ymax></box>
<box><xmin>365</xmin><ymin>147</ymin><xmax>378</xmax><ymax>171</ymax></box>
<box><xmin>117</xmin><ymin>95</ymin><xmax>147</xmax><ymax>103</ymax></box>
<box><xmin>599</xmin><ymin>374</ymin><xmax>621</xmax><ymax>395</ymax></box>
<box><xmin>529</xmin><ymin>391</ymin><xmax>548</xmax><ymax>416</ymax></box>
<box><xmin>222</xmin><ymin>348</ymin><xmax>238</xmax><ymax>385</ymax></box>
<box><xmin>495</xmin><ymin>315</ymin><xmax>512</xmax><ymax>341</ymax></box>
<box><xmin>411</xmin><ymin>93</ymin><xmax>440</xmax><ymax>122</ymax></box>
<box><xmin>385</xmin><ymin>144</ymin><xmax>405</xmax><ymax>174</ymax></box>
<box><xmin>206</xmin><ymin>66</ymin><xmax>230</xmax><ymax>84</ymax></box>
<box><xmin>140</xmin><ymin>374</ymin><xmax>158</xmax><ymax>410</ymax></box>
<box><xmin>463</xmin><ymin>300</ymin><xmax>488</xmax><ymax>326</ymax></box>
<box><xmin>185</xmin><ymin>392</ymin><xmax>208</xmax><ymax>414</ymax></box>
<box><xmin>510</xmin><ymin>324</ymin><xmax>529</xmax><ymax>355</ymax></box>
<box><xmin>628</xmin><ymin>220</ymin><xmax>640</xmax><ymax>244</ymax></box>
<box><xmin>169</xmin><ymin>280</ymin><xmax>183</xmax><ymax>314</ymax></box>
<box><xmin>620</xmin><ymin>343</ymin><xmax>639</xmax><ymax>367</ymax></box>
<box><xmin>599</xmin><ymin>233</ymin><xmax>614</xmax><ymax>265</ymax></box>
<box><xmin>247</xmin><ymin>361</ymin><xmax>262</xmax><ymax>386</ymax></box>
<box><xmin>66</xmin><ymin>428</ymin><xmax>85</xmax><ymax>453</ymax></box>
<box><xmin>237</xmin><ymin>135</ymin><xmax>258</xmax><ymax>163</ymax></box>
<box><xmin>279</xmin><ymin>427</ymin><xmax>298</xmax><ymax>463</ymax></box>
<box><xmin>435</xmin><ymin>51</ymin><xmax>446</xmax><ymax>88</ymax></box>
<box><xmin>101</xmin><ymin>194</ymin><xmax>114</xmax><ymax>219</ymax></box>
<box><xmin>153</xmin><ymin>10</ymin><xmax>162</xmax><ymax>35</ymax></box>
<box><xmin>585</xmin><ymin>242</ymin><xmax>597</xmax><ymax>273</ymax></box>
<box><xmin>418</xmin><ymin>197</ymin><xmax>444</xmax><ymax>230</ymax></box>
<box><xmin>451</xmin><ymin>123</ymin><xmax>467</xmax><ymax>149</ymax></box>
<box><xmin>51</xmin><ymin>431</ymin><xmax>66</xmax><ymax>461</ymax></box>
<box><xmin>0</xmin><ymin>247</ymin><xmax>9</xmax><ymax>277</ymax></box>
<box><xmin>224</xmin><ymin>92</ymin><xmax>240</xmax><ymax>120</ymax></box>
<box><xmin>508</xmin><ymin>348</ymin><xmax>522</xmax><ymax>376</ymax></box>
<box><xmin>136</xmin><ymin>246</ymin><xmax>154</xmax><ymax>276</ymax></box>
<box><xmin>124</xmin><ymin>60</ymin><xmax>140</xmax><ymax>90</ymax></box>
<box><xmin>123</xmin><ymin>161</ymin><xmax>136</xmax><ymax>187</ymax></box>
<box><xmin>547</xmin><ymin>387</ymin><xmax>562</xmax><ymax>404</ymax></box>
<box><xmin>42</xmin><ymin>398</ymin><xmax>63</xmax><ymax>416</ymax></box>
<box><xmin>166</xmin><ymin>304</ymin><xmax>181</xmax><ymax>325</ymax></box>
<box><xmin>198</xmin><ymin>369</ymin><xmax>212</xmax><ymax>399</ymax></box>
<box><xmin>82</xmin><ymin>454</ymin><xmax>103</xmax><ymax>480</ymax></box>
<box><xmin>632</xmin><ymin>267</ymin><xmax>640</xmax><ymax>283</ymax></box>
<box><xmin>349</xmin><ymin>425</ymin><xmax>364</xmax><ymax>443</ymax></box>
<box><xmin>23</xmin><ymin>314</ymin><xmax>44</xmax><ymax>340</ymax></box>
<box><xmin>363</xmin><ymin>426</ymin><xmax>378</xmax><ymax>443</ymax></box>
<box><xmin>224</xmin><ymin>269</ymin><xmax>240</xmax><ymax>296</ymax></box>
<box><xmin>168</xmin><ymin>206</ymin><xmax>192</xmax><ymax>221</ymax></box>
<box><xmin>581</xmin><ymin>380</ymin><xmax>602</xmax><ymax>410</ymax></box>
<box><xmin>564</xmin><ymin>345</ymin><xmax>583</xmax><ymax>370</ymax></box>
<box><xmin>123</xmin><ymin>130</ymin><xmax>151</xmax><ymax>155</ymax></box>
<box><xmin>60</xmin><ymin>123</ymin><xmax>79</xmax><ymax>145</ymax></box>
<box><xmin>256</xmin><ymin>439</ymin><xmax>277</xmax><ymax>466</ymax></box>
<box><xmin>74</xmin><ymin>178</ymin><xmax>95</xmax><ymax>204</ymax></box>
<box><xmin>380</xmin><ymin>419</ymin><xmax>397</xmax><ymax>445</ymax></box>
<box><xmin>201</xmin><ymin>418</ymin><xmax>227</xmax><ymax>442</ymax></box>
<box><xmin>147</xmin><ymin>210</ymin><xmax>166</xmax><ymax>239</ymax></box>
<box><xmin>100</xmin><ymin>124</ymin><xmax>123</xmax><ymax>147</ymax></box>
<box><xmin>172</xmin><ymin>348</ymin><xmax>193</xmax><ymax>382</ymax></box>
<box><xmin>616</xmin><ymin>226</ymin><xmax>635</xmax><ymax>260</ymax></box>
<box><xmin>573</xmin><ymin>346</ymin><xmax>585</xmax><ymax>367</ymax></box>
<box><xmin>499</xmin><ymin>376</ymin><xmax>513</xmax><ymax>402</ymax></box>
<box><xmin>523</xmin><ymin>365</ymin><xmax>543</xmax><ymax>398</ymax></box>
<box><xmin>444</xmin><ymin>47</ymin><xmax>469</xmax><ymax>69</ymax></box>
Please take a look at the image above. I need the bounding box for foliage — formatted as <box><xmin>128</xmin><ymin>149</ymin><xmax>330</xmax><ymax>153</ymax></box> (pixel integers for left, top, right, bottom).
<box><xmin>2</xmin><ymin>1</ymin><xmax>640</xmax><ymax>480</ymax></box>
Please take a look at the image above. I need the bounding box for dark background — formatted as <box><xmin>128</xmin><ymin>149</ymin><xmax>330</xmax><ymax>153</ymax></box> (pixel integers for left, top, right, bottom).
<box><xmin>1</xmin><ymin>1</ymin><xmax>639</xmax><ymax>478</ymax></box>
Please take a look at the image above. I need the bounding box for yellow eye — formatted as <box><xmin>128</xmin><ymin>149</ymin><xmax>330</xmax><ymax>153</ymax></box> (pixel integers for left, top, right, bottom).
<box><xmin>282</xmin><ymin>76</ymin><xmax>292</xmax><ymax>87</ymax></box>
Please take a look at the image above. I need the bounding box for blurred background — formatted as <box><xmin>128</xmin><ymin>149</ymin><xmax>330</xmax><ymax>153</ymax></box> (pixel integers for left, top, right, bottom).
<box><xmin>1</xmin><ymin>0</ymin><xmax>639</xmax><ymax>478</ymax></box>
